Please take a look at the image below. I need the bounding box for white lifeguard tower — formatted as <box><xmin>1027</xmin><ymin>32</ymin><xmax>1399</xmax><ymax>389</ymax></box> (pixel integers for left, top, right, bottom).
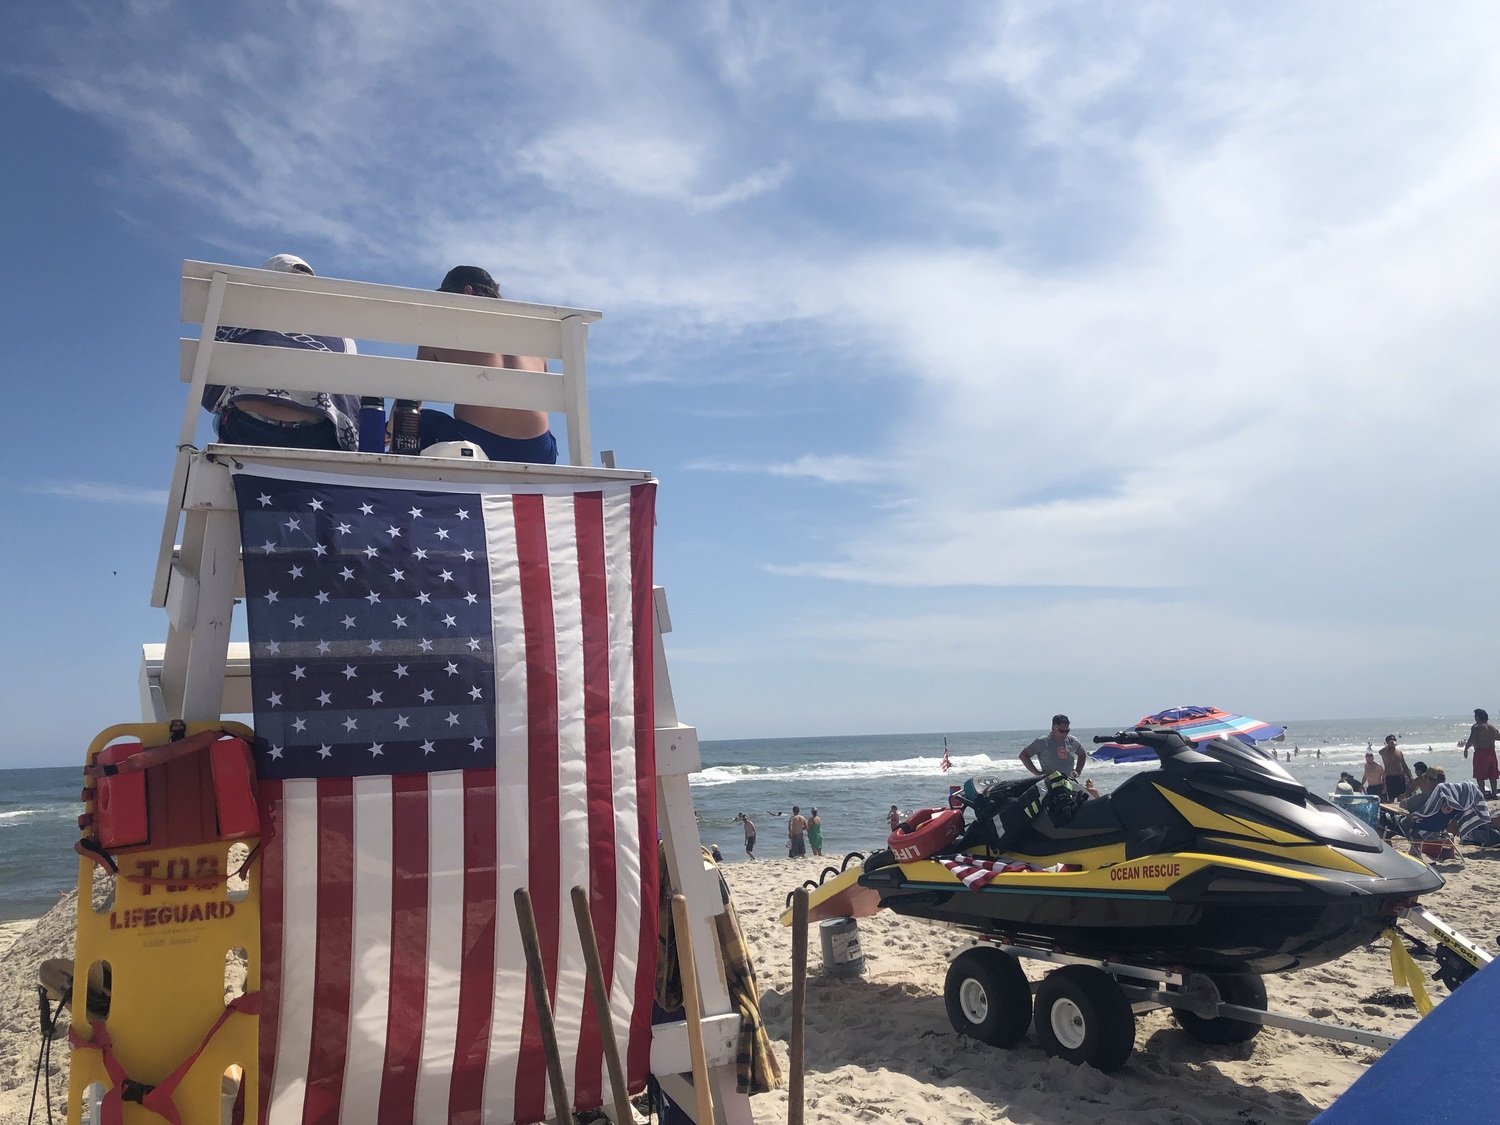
<box><xmin>78</xmin><ymin>260</ymin><xmax>754</xmax><ymax>1124</ymax></box>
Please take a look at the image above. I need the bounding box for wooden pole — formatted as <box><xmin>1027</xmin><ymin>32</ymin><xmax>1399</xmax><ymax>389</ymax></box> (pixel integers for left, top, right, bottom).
<box><xmin>514</xmin><ymin>888</ymin><xmax>573</xmax><ymax>1125</ymax></box>
<box><xmin>789</xmin><ymin>888</ymin><xmax>808</xmax><ymax>1125</ymax></box>
<box><xmin>670</xmin><ymin>893</ymin><xmax>717</xmax><ymax>1125</ymax></box>
<box><xmin>571</xmin><ymin>885</ymin><xmax>634</xmax><ymax>1125</ymax></box>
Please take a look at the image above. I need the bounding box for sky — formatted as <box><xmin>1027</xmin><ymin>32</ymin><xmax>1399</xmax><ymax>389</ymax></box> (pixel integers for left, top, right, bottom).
<box><xmin>2</xmin><ymin>2</ymin><xmax>1499</xmax><ymax>767</ymax></box>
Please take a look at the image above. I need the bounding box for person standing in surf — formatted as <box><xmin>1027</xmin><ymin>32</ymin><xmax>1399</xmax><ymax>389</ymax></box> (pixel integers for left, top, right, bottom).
<box><xmin>807</xmin><ymin>808</ymin><xmax>824</xmax><ymax>856</ymax></box>
<box><xmin>788</xmin><ymin>806</ymin><xmax>808</xmax><ymax>857</ymax></box>
<box><xmin>1020</xmin><ymin>714</ymin><xmax>1087</xmax><ymax>779</ymax></box>
<box><xmin>734</xmin><ymin>813</ymin><xmax>757</xmax><ymax>861</ymax></box>
<box><xmin>1462</xmin><ymin>709</ymin><xmax>1500</xmax><ymax>800</ymax></box>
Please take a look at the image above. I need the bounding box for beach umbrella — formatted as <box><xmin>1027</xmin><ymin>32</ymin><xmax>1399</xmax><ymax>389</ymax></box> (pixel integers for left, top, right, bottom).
<box><xmin>1091</xmin><ymin>706</ymin><xmax>1287</xmax><ymax>764</ymax></box>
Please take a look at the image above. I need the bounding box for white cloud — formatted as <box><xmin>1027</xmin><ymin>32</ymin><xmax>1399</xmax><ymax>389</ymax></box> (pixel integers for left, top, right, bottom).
<box><xmin>689</xmin><ymin>454</ymin><xmax>892</xmax><ymax>485</ymax></box>
<box><xmin>28</xmin><ymin>482</ymin><xmax>169</xmax><ymax>505</ymax></box>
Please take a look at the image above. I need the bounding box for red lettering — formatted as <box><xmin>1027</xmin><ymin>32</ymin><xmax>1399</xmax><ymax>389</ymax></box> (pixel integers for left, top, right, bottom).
<box><xmin>165</xmin><ymin>856</ymin><xmax>192</xmax><ymax>892</ymax></box>
<box><xmin>222</xmin><ymin>902</ymin><xmax>235</xmax><ymax>921</ymax></box>
<box><xmin>134</xmin><ymin>859</ymin><xmax>160</xmax><ymax>896</ymax></box>
<box><xmin>188</xmin><ymin>904</ymin><xmax>203</xmax><ymax>923</ymax></box>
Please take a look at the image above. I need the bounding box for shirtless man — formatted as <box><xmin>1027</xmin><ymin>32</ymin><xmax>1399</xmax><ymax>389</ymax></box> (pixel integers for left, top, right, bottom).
<box><xmin>414</xmin><ymin>265</ymin><xmax>559</xmax><ymax>464</ymax></box>
<box><xmin>1361</xmin><ymin>752</ymin><xmax>1385</xmax><ymax>795</ymax></box>
<box><xmin>734</xmin><ymin>813</ymin><xmax>757</xmax><ymax>861</ymax></box>
<box><xmin>787</xmin><ymin>806</ymin><xmax>808</xmax><ymax>858</ymax></box>
<box><xmin>1462</xmin><ymin>709</ymin><xmax>1500</xmax><ymax>800</ymax></box>
<box><xmin>1378</xmin><ymin>736</ymin><xmax>1413</xmax><ymax>801</ymax></box>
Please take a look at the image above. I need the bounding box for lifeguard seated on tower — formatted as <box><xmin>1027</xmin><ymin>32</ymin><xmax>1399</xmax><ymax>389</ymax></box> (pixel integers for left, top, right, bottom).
<box><xmin>201</xmin><ymin>254</ymin><xmax>361</xmax><ymax>451</ymax></box>
<box><xmin>413</xmin><ymin>265</ymin><xmax>560</xmax><ymax>465</ymax></box>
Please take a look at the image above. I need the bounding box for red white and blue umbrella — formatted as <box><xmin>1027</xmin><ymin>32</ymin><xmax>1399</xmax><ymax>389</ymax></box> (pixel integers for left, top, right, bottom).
<box><xmin>1092</xmin><ymin>705</ymin><xmax>1286</xmax><ymax>764</ymax></box>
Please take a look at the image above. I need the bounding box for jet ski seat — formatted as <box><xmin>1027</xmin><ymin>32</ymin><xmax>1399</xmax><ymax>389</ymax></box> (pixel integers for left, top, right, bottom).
<box><xmin>1018</xmin><ymin>795</ymin><xmax>1127</xmax><ymax>854</ymax></box>
<box><xmin>1011</xmin><ymin>771</ymin><xmax>1197</xmax><ymax>860</ymax></box>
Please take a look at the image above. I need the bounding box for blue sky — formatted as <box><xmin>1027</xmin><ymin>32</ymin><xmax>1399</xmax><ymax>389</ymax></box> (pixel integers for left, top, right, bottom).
<box><xmin>3</xmin><ymin>2</ymin><xmax>1499</xmax><ymax>767</ymax></box>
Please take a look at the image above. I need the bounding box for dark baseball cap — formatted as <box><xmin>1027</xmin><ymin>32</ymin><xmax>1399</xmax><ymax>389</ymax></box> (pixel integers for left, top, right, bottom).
<box><xmin>438</xmin><ymin>265</ymin><xmax>500</xmax><ymax>298</ymax></box>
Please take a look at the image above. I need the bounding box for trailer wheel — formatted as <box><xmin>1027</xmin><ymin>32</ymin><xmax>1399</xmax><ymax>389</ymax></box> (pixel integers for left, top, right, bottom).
<box><xmin>1033</xmin><ymin>965</ymin><xmax>1135</xmax><ymax>1072</ymax></box>
<box><xmin>1174</xmin><ymin>972</ymin><xmax>1267</xmax><ymax>1045</ymax></box>
<box><xmin>943</xmin><ymin>948</ymin><xmax>1032</xmax><ymax>1047</ymax></box>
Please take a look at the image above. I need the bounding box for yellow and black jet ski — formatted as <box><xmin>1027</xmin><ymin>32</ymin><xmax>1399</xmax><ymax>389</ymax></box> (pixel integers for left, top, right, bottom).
<box><xmin>850</xmin><ymin>727</ymin><xmax>1442</xmax><ymax>976</ymax></box>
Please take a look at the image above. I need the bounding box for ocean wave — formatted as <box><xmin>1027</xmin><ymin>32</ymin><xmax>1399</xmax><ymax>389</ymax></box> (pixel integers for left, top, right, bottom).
<box><xmin>691</xmin><ymin>753</ymin><xmax>1025</xmax><ymax>787</ymax></box>
<box><xmin>0</xmin><ymin>807</ymin><xmax>63</xmax><ymax>823</ymax></box>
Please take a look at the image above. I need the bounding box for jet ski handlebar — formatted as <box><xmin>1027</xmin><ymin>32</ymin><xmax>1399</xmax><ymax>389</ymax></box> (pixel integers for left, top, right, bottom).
<box><xmin>1093</xmin><ymin>729</ymin><xmax>1177</xmax><ymax>746</ymax></box>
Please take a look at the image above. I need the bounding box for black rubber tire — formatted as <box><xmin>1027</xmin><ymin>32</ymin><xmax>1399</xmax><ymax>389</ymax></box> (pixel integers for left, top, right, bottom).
<box><xmin>1174</xmin><ymin>972</ymin><xmax>1267</xmax><ymax>1045</ymax></box>
<box><xmin>943</xmin><ymin>948</ymin><xmax>1033</xmax><ymax>1048</ymax></box>
<box><xmin>1033</xmin><ymin>965</ymin><xmax>1136</xmax><ymax>1072</ymax></box>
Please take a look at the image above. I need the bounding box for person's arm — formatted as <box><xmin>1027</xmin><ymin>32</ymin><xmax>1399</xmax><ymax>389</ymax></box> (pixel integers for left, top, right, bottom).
<box><xmin>1020</xmin><ymin>746</ymin><xmax>1042</xmax><ymax>776</ymax></box>
<box><xmin>1072</xmin><ymin>739</ymin><xmax>1087</xmax><ymax>778</ymax></box>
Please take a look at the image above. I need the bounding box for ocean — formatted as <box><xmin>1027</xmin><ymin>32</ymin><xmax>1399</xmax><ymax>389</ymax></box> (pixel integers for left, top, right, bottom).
<box><xmin>0</xmin><ymin>715</ymin><xmax>1478</xmax><ymax>921</ymax></box>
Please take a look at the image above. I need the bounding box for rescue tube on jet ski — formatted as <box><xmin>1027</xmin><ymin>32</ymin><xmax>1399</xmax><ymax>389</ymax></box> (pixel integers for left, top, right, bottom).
<box><xmin>888</xmin><ymin>807</ymin><xmax>964</xmax><ymax>862</ymax></box>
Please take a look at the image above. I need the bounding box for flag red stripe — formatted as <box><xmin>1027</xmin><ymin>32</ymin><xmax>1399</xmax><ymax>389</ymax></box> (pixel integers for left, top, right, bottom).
<box><xmin>572</xmin><ymin>491</ymin><xmax>615</xmax><ymax>1107</ymax></box>
<box><xmin>448</xmin><ymin>768</ymin><xmax>499</xmax><ymax>1125</ymax></box>
<box><xmin>302</xmin><ymin>777</ymin><xmax>355</xmax><ymax>1125</ymax></box>
<box><xmin>257</xmin><ymin>779</ymin><xmax>285</xmax><ymax>1125</ymax></box>
<box><xmin>627</xmin><ymin>482</ymin><xmax>659</xmax><ymax>1087</ymax></box>
<box><xmin>513</xmin><ymin>493</ymin><xmax>561</xmax><ymax>1124</ymax></box>
<box><xmin>378</xmin><ymin>773</ymin><xmax>430</xmax><ymax>1125</ymax></box>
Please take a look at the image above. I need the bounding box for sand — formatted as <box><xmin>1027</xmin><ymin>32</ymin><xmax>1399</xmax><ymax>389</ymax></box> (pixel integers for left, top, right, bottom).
<box><xmin>0</xmin><ymin>851</ymin><xmax>1494</xmax><ymax>1125</ymax></box>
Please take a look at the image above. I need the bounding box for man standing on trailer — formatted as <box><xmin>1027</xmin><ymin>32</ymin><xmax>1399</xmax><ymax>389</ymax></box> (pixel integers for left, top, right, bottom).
<box><xmin>1020</xmin><ymin>715</ymin><xmax>1087</xmax><ymax>779</ymax></box>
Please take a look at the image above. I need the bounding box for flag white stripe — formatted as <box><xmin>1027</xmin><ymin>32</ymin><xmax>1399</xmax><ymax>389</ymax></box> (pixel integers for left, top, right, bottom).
<box><xmin>545</xmin><ymin>493</ymin><xmax>591</xmax><ymax>1109</ymax></box>
<box><xmin>603</xmin><ymin>487</ymin><xmax>643</xmax><ymax>1095</ymax></box>
<box><xmin>340</xmin><ymin>777</ymin><xmax>394</xmax><ymax>1124</ymax></box>
<box><xmin>267</xmin><ymin>779</ymin><xmax>320</xmax><ymax>1125</ymax></box>
<box><xmin>482</xmin><ymin>495</ymin><xmax>530</xmax><ymax>1123</ymax></box>
<box><xmin>414</xmin><ymin>771</ymin><xmax>468</xmax><ymax>1124</ymax></box>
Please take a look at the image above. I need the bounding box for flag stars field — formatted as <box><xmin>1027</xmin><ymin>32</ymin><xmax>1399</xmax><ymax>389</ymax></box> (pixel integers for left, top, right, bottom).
<box><xmin>236</xmin><ymin>474</ymin><xmax>501</xmax><ymax>776</ymax></box>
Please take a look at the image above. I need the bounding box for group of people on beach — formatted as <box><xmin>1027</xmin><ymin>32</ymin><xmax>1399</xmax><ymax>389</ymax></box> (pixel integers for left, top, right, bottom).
<box><xmin>1341</xmin><ymin>710</ymin><xmax>1500</xmax><ymax>803</ymax></box>
<box><xmin>733</xmin><ymin>807</ymin><xmax>823</xmax><ymax>861</ymax></box>
<box><xmin>204</xmin><ymin>255</ymin><xmax>560</xmax><ymax>464</ymax></box>
<box><xmin>1332</xmin><ymin>710</ymin><xmax>1500</xmax><ymax>848</ymax></box>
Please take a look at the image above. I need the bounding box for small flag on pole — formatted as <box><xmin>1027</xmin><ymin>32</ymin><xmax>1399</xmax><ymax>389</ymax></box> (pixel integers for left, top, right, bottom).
<box><xmin>940</xmin><ymin>737</ymin><xmax>951</xmax><ymax>773</ymax></box>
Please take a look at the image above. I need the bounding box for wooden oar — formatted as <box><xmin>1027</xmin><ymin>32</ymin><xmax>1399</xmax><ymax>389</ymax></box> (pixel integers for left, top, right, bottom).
<box><xmin>571</xmin><ymin>885</ymin><xmax>634</xmax><ymax>1125</ymax></box>
<box><xmin>514</xmin><ymin>888</ymin><xmax>573</xmax><ymax>1125</ymax></box>
<box><xmin>670</xmin><ymin>893</ymin><xmax>717</xmax><ymax>1125</ymax></box>
<box><xmin>789</xmin><ymin>888</ymin><xmax>809</xmax><ymax>1125</ymax></box>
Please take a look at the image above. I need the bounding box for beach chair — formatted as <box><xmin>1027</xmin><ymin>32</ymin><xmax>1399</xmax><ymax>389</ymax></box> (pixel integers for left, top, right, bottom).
<box><xmin>70</xmin><ymin>261</ymin><xmax>753</xmax><ymax>1125</ymax></box>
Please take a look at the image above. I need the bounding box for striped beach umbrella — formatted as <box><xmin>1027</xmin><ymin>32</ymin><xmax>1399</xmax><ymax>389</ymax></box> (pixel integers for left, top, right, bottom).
<box><xmin>1092</xmin><ymin>705</ymin><xmax>1286</xmax><ymax>764</ymax></box>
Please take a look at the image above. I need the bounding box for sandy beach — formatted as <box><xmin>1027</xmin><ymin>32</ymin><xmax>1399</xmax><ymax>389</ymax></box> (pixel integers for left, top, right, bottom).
<box><xmin>1</xmin><ymin>850</ymin><xmax>1494</xmax><ymax>1125</ymax></box>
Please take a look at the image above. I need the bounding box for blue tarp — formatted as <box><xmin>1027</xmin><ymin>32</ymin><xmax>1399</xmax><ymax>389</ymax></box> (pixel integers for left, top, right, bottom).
<box><xmin>1312</xmin><ymin>954</ymin><xmax>1500</xmax><ymax>1125</ymax></box>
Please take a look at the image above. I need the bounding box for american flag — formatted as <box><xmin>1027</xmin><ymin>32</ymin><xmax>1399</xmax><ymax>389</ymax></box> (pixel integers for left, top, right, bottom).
<box><xmin>233</xmin><ymin>469</ymin><xmax>659</xmax><ymax>1125</ymax></box>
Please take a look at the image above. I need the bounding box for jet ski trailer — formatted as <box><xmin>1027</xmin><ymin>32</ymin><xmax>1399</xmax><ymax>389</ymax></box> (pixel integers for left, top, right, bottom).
<box><xmin>941</xmin><ymin>903</ymin><xmax>1490</xmax><ymax>1072</ymax></box>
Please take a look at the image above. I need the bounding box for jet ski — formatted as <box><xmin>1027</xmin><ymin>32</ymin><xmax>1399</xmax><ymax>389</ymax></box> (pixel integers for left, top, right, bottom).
<box><xmin>851</xmin><ymin>726</ymin><xmax>1443</xmax><ymax>975</ymax></box>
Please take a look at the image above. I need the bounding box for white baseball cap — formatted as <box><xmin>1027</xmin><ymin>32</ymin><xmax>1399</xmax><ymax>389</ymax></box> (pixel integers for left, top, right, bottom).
<box><xmin>262</xmin><ymin>254</ymin><xmax>314</xmax><ymax>275</ymax></box>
